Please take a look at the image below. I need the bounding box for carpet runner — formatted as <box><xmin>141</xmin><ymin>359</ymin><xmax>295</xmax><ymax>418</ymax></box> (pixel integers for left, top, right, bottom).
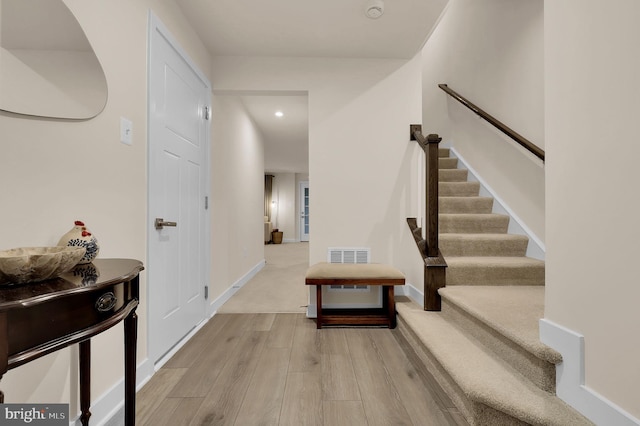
<box><xmin>395</xmin><ymin>148</ymin><xmax>592</xmax><ymax>425</ymax></box>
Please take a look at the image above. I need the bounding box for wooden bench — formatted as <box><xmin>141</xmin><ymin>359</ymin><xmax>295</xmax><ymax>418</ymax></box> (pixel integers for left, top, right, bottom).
<box><xmin>305</xmin><ymin>262</ymin><xmax>405</xmax><ymax>329</ymax></box>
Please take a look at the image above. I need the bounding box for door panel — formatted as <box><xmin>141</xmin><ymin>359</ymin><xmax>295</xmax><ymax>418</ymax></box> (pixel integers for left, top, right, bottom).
<box><xmin>165</xmin><ymin>64</ymin><xmax>201</xmax><ymax>146</ymax></box>
<box><xmin>148</xmin><ymin>16</ymin><xmax>210</xmax><ymax>362</ymax></box>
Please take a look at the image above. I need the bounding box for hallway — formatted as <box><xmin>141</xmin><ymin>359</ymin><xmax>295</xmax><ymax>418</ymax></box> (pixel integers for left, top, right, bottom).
<box><xmin>136</xmin><ymin>243</ymin><xmax>467</xmax><ymax>425</ymax></box>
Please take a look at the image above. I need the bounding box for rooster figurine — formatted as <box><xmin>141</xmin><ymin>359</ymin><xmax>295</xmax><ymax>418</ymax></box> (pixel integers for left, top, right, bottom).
<box><xmin>58</xmin><ymin>220</ymin><xmax>100</xmax><ymax>264</ymax></box>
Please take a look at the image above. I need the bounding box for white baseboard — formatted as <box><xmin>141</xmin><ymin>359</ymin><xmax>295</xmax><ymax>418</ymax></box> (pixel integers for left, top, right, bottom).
<box><xmin>207</xmin><ymin>259</ymin><xmax>265</xmax><ymax>317</ymax></box>
<box><xmin>539</xmin><ymin>319</ymin><xmax>640</xmax><ymax>426</ymax></box>
<box><xmin>306</xmin><ymin>304</ymin><xmax>317</xmax><ymax>318</ymax></box>
<box><xmin>450</xmin><ymin>147</ymin><xmax>545</xmax><ymax>260</ymax></box>
<box><xmin>153</xmin><ymin>320</ymin><xmax>211</xmax><ymax>371</ymax></box>
<box><xmin>398</xmin><ymin>283</ymin><xmax>424</xmax><ymax>308</ymax></box>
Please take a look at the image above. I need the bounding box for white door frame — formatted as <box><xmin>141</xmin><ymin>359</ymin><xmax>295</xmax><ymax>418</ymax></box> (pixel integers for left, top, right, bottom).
<box><xmin>147</xmin><ymin>12</ymin><xmax>211</xmax><ymax>364</ymax></box>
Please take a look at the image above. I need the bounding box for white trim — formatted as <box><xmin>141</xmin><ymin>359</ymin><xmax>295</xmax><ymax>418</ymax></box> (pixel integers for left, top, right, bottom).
<box><xmin>449</xmin><ymin>147</ymin><xmax>545</xmax><ymax>260</ymax></box>
<box><xmin>207</xmin><ymin>259</ymin><xmax>266</xmax><ymax>317</ymax></box>
<box><xmin>283</xmin><ymin>238</ymin><xmax>297</xmax><ymax>243</ymax></box>
<box><xmin>153</xmin><ymin>320</ymin><xmax>209</xmax><ymax>371</ymax></box>
<box><xmin>539</xmin><ymin>319</ymin><xmax>640</xmax><ymax>426</ymax></box>
<box><xmin>395</xmin><ymin>282</ymin><xmax>424</xmax><ymax>308</ymax></box>
<box><xmin>306</xmin><ymin>303</ymin><xmax>317</xmax><ymax>319</ymax></box>
<box><xmin>70</xmin><ymin>358</ymin><xmax>153</xmax><ymax>426</ymax></box>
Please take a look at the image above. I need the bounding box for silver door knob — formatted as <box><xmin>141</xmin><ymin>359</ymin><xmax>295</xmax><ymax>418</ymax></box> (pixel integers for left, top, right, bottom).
<box><xmin>155</xmin><ymin>218</ymin><xmax>177</xmax><ymax>230</ymax></box>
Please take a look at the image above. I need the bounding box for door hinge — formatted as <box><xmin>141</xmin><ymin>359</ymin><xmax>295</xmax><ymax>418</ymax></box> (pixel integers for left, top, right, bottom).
<box><xmin>204</xmin><ymin>196</ymin><xmax>209</xmax><ymax>210</ymax></box>
<box><xmin>204</xmin><ymin>285</ymin><xmax>209</xmax><ymax>300</ymax></box>
<box><xmin>203</xmin><ymin>106</ymin><xmax>211</xmax><ymax>120</ymax></box>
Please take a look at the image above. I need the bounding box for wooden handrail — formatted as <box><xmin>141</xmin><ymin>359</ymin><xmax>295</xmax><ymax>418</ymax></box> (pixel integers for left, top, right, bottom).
<box><xmin>438</xmin><ymin>84</ymin><xmax>545</xmax><ymax>162</ymax></box>
<box><xmin>408</xmin><ymin>127</ymin><xmax>447</xmax><ymax>311</ymax></box>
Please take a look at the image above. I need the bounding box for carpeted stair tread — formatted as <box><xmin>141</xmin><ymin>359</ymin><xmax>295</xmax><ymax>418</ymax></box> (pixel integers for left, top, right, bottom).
<box><xmin>440</xmin><ymin>213</ymin><xmax>509</xmax><ymax>234</ymax></box>
<box><xmin>439</xmin><ymin>291</ymin><xmax>557</xmax><ymax>393</ymax></box>
<box><xmin>439</xmin><ymin>286</ymin><xmax>561</xmax><ymax>364</ymax></box>
<box><xmin>440</xmin><ymin>196</ymin><xmax>493</xmax><ymax>214</ymax></box>
<box><xmin>439</xmin><ymin>169</ymin><xmax>469</xmax><ymax>182</ymax></box>
<box><xmin>439</xmin><ymin>147</ymin><xmax>450</xmax><ymax>158</ymax></box>
<box><xmin>446</xmin><ymin>257</ymin><xmax>545</xmax><ymax>286</ymax></box>
<box><xmin>440</xmin><ymin>233</ymin><xmax>528</xmax><ymax>257</ymax></box>
<box><xmin>395</xmin><ymin>298</ymin><xmax>592</xmax><ymax>426</ymax></box>
<box><xmin>439</xmin><ymin>181</ymin><xmax>481</xmax><ymax>196</ymax></box>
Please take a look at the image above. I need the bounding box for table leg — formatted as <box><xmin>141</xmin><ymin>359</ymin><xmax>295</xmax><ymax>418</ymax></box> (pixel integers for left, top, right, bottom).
<box><xmin>79</xmin><ymin>340</ymin><xmax>91</xmax><ymax>426</ymax></box>
<box><xmin>124</xmin><ymin>310</ymin><xmax>138</xmax><ymax>426</ymax></box>
<box><xmin>316</xmin><ymin>285</ymin><xmax>322</xmax><ymax>329</ymax></box>
<box><xmin>0</xmin><ymin>313</ymin><xmax>8</xmax><ymax>403</ymax></box>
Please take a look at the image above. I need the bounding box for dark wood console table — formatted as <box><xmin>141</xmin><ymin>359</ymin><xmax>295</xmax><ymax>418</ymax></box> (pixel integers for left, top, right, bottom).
<box><xmin>0</xmin><ymin>258</ymin><xmax>143</xmax><ymax>426</ymax></box>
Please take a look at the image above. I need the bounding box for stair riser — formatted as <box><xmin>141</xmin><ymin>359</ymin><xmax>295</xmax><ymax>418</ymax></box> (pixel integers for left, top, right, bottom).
<box><xmin>440</xmin><ymin>197</ymin><xmax>494</xmax><ymax>214</ymax></box>
<box><xmin>439</xmin><ymin>158</ymin><xmax>459</xmax><ymax>169</ymax></box>
<box><xmin>441</xmin><ymin>298</ymin><xmax>556</xmax><ymax>393</ymax></box>
<box><xmin>439</xmin><ymin>148</ymin><xmax>450</xmax><ymax>158</ymax></box>
<box><xmin>440</xmin><ymin>215</ymin><xmax>509</xmax><ymax>234</ymax></box>
<box><xmin>394</xmin><ymin>317</ymin><xmax>529</xmax><ymax>426</ymax></box>
<box><xmin>440</xmin><ymin>182</ymin><xmax>480</xmax><ymax>196</ymax></box>
<box><xmin>446</xmin><ymin>264</ymin><xmax>545</xmax><ymax>286</ymax></box>
<box><xmin>440</xmin><ymin>169</ymin><xmax>469</xmax><ymax>182</ymax></box>
<box><xmin>439</xmin><ymin>237</ymin><xmax>528</xmax><ymax>257</ymax></box>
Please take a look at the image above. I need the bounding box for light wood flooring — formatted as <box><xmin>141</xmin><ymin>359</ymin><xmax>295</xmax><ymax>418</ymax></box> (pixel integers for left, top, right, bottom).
<box><xmin>136</xmin><ymin>313</ymin><xmax>468</xmax><ymax>425</ymax></box>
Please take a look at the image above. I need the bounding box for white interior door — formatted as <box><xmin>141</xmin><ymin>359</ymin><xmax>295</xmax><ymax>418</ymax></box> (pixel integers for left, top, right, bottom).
<box><xmin>148</xmin><ymin>14</ymin><xmax>210</xmax><ymax>362</ymax></box>
<box><xmin>300</xmin><ymin>181</ymin><xmax>309</xmax><ymax>241</ymax></box>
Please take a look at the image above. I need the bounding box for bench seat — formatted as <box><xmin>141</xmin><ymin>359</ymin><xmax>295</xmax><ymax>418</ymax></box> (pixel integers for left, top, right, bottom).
<box><xmin>305</xmin><ymin>262</ymin><xmax>405</xmax><ymax>329</ymax></box>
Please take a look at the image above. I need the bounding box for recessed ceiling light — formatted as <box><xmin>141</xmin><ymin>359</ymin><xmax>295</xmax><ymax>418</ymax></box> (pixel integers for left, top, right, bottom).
<box><xmin>275</xmin><ymin>111</ymin><xmax>284</xmax><ymax>117</ymax></box>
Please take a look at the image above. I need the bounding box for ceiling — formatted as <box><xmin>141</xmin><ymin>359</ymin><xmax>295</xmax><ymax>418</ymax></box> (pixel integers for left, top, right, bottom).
<box><xmin>178</xmin><ymin>0</ymin><xmax>446</xmax><ymax>173</ymax></box>
<box><xmin>239</xmin><ymin>93</ymin><xmax>309</xmax><ymax>174</ymax></box>
<box><xmin>175</xmin><ymin>0</ymin><xmax>445</xmax><ymax>59</ymax></box>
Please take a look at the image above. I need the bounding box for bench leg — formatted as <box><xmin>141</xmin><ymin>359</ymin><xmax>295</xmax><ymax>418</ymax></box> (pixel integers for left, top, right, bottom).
<box><xmin>386</xmin><ymin>286</ymin><xmax>396</xmax><ymax>328</ymax></box>
<box><xmin>316</xmin><ymin>285</ymin><xmax>322</xmax><ymax>329</ymax></box>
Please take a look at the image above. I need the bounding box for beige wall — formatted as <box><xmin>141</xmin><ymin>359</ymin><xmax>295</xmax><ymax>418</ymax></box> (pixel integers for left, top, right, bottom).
<box><xmin>211</xmin><ymin>54</ymin><xmax>425</xmax><ymax>303</ymax></box>
<box><xmin>545</xmin><ymin>0</ymin><xmax>640</xmax><ymax>418</ymax></box>
<box><xmin>0</xmin><ymin>0</ymin><xmax>211</xmax><ymax>418</ymax></box>
<box><xmin>422</xmin><ymin>0</ymin><xmax>640</xmax><ymax>418</ymax></box>
<box><xmin>421</xmin><ymin>0</ymin><xmax>545</xmax><ymax>242</ymax></box>
<box><xmin>209</xmin><ymin>94</ymin><xmax>265</xmax><ymax>303</ymax></box>
<box><xmin>0</xmin><ymin>3</ymin><xmax>426</xmax><ymax>416</ymax></box>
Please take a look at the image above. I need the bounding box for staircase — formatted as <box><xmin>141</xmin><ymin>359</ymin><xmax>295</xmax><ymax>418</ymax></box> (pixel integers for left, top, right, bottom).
<box><xmin>395</xmin><ymin>148</ymin><xmax>592</xmax><ymax>425</ymax></box>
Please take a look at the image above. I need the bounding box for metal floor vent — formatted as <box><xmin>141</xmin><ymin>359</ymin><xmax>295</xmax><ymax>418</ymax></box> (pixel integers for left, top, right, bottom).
<box><xmin>327</xmin><ymin>247</ymin><xmax>370</xmax><ymax>291</ymax></box>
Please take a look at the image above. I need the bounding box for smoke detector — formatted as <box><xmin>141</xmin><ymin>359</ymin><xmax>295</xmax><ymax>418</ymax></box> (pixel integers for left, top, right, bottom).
<box><xmin>365</xmin><ymin>0</ymin><xmax>384</xmax><ymax>19</ymax></box>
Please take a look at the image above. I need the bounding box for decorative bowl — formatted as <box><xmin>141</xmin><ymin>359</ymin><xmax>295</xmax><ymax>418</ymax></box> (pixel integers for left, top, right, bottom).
<box><xmin>0</xmin><ymin>246</ymin><xmax>86</xmax><ymax>285</ymax></box>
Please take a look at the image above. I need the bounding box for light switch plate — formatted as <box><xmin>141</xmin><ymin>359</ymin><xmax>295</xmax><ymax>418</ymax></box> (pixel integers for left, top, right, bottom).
<box><xmin>120</xmin><ymin>117</ymin><xmax>133</xmax><ymax>145</ymax></box>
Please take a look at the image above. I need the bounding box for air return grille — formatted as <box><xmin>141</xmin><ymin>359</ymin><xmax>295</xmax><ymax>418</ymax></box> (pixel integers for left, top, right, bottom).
<box><xmin>327</xmin><ymin>247</ymin><xmax>370</xmax><ymax>291</ymax></box>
